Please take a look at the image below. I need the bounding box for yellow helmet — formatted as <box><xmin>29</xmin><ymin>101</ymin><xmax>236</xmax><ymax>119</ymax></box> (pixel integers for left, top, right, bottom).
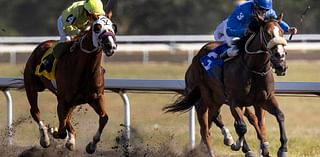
<box><xmin>84</xmin><ymin>0</ymin><xmax>105</xmax><ymax>15</ymax></box>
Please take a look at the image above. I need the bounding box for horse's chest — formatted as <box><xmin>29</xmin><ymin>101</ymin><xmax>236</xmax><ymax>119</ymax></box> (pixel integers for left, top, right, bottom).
<box><xmin>246</xmin><ymin>85</ymin><xmax>269</xmax><ymax>102</ymax></box>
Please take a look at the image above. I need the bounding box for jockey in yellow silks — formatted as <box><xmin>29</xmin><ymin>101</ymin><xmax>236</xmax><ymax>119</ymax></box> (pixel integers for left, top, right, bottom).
<box><xmin>59</xmin><ymin>0</ymin><xmax>105</xmax><ymax>41</ymax></box>
<box><xmin>39</xmin><ymin>0</ymin><xmax>105</xmax><ymax>73</ymax></box>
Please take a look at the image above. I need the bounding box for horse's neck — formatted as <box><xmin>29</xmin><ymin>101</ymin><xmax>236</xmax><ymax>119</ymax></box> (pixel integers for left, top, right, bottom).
<box><xmin>81</xmin><ymin>32</ymin><xmax>96</xmax><ymax>52</ymax></box>
<box><xmin>241</xmin><ymin>31</ymin><xmax>271</xmax><ymax>74</ymax></box>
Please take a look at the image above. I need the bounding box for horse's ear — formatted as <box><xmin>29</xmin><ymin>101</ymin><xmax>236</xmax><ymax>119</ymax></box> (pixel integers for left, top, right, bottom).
<box><xmin>106</xmin><ymin>10</ymin><xmax>113</xmax><ymax>19</ymax></box>
<box><xmin>277</xmin><ymin>13</ymin><xmax>283</xmax><ymax>22</ymax></box>
<box><xmin>255</xmin><ymin>12</ymin><xmax>265</xmax><ymax>23</ymax></box>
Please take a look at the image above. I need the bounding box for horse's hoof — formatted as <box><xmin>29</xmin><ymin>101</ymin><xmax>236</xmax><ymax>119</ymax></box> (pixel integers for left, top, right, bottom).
<box><xmin>48</xmin><ymin>127</ymin><xmax>58</xmax><ymax>135</ymax></box>
<box><xmin>277</xmin><ymin>150</ymin><xmax>288</xmax><ymax>157</ymax></box>
<box><xmin>231</xmin><ymin>143</ymin><xmax>241</xmax><ymax>151</ymax></box>
<box><xmin>260</xmin><ymin>142</ymin><xmax>270</xmax><ymax>156</ymax></box>
<box><xmin>222</xmin><ymin>127</ymin><xmax>234</xmax><ymax>146</ymax></box>
<box><xmin>52</xmin><ymin>130</ymin><xmax>67</xmax><ymax>139</ymax></box>
<box><xmin>40</xmin><ymin>139</ymin><xmax>51</xmax><ymax>148</ymax></box>
<box><xmin>86</xmin><ymin>142</ymin><xmax>96</xmax><ymax>154</ymax></box>
<box><xmin>224</xmin><ymin>137</ymin><xmax>234</xmax><ymax>146</ymax></box>
<box><xmin>209</xmin><ymin>150</ymin><xmax>216</xmax><ymax>157</ymax></box>
<box><xmin>245</xmin><ymin>151</ymin><xmax>256</xmax><ymax>157</ymax></box>
<box><xmin>65</xmin><ymin>142</ymin><xmax>75</xmax><ymax>151</ymax></box>
<box><xmin>39</xmin><ymin>128</ymin><xmax>50</xmax><ymax>148</ymax></box>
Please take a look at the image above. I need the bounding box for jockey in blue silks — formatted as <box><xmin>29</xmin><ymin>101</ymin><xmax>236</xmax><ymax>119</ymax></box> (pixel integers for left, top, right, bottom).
<box><xmin>204</xmin><ymin>0</ymin><xmax>297</xmax><ymax>63</ymax></box>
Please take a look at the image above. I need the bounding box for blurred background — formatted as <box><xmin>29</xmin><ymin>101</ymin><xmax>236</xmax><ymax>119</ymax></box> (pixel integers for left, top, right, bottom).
<box><xmin>0</xmin><ymin>0</ymin><xmax>319</xmax><ymax>156</ymax></box>
<box><xmin>0</xmin><ymin>0</ymin><xmax>318</xmax><ymax>36</ymax></box>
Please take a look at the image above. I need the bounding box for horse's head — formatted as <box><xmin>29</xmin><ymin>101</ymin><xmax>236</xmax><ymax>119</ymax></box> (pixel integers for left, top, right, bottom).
<box><xmin>244</xmin><ymin>14</ymin><xmax>288</xmax><ymax>76</ymax></box>
<box><xmin>91</xmin><ymin>15</ymin><xmax>117</xmax><ymax>57</ymax></box>
<box><xmin>262</xmin><ymin>15</ymin><xmax>288</xmax><ymax>76</ymax></box>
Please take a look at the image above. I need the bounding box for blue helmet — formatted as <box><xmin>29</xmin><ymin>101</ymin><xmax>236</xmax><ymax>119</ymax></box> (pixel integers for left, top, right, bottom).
<box><xmin>254</xmin><ymin>0</ymin><xmax>272</xmax><ymax>10</ymax></box>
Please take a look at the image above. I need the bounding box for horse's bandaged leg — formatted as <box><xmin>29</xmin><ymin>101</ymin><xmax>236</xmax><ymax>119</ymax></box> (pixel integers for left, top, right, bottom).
<box><xmin>221</xmin><ymin>126</ymin><xmax>234</xmax><ymax>146</ymax></box>
<box><xmin>38</xmin><ymin>121</ymin><xmax>50</xmax><ymax>148</ymax></box>
<box><xmin>65</xmin><ymin>131</ymin><xmax>76</xmax><ymax>151</ymax></box>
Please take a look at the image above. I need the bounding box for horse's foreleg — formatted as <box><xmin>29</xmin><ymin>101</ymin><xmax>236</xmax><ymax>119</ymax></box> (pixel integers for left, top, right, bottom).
<box><xmin>65</xmin><ymin>116</ymin><xmax>76</xmax><ymax>151</ymax></box>
<box><xmin>86</xmin><ymin>97</ymin><xmax>109</xmax><ymax>154</ymax></box>
<box><xmin>230</xmin><ymin>106</ymin><xmax>245</xmax><ymax>151</ymax></box>
<box><xmin>265</xmin><ymin>97</ymin><xmax>288</xmax><ymax>157</ymax></box>
<box><xmin>52</xmin><ymin>102</ymin><xmax>69</xmax><ymax>139</ymax></box>
<box><xmin>252</xmin><ymin>106</ymin><xmax>271</xmax><ymax>157</ymax></box>
<box><xmin>230</xmin><ymin>106</ymin><xmax>255</xmax><ymax>156</ymax></box>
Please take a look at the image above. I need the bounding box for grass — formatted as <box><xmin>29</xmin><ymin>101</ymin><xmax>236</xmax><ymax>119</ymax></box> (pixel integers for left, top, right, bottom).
<box><xmin>0</xmin><ymin>60</ymin><xmax>319</xmax><ymax>156</ymax></box>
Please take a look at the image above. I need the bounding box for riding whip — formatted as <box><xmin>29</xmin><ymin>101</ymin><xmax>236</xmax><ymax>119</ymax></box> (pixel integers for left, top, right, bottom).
<box><xmin>289</xmin><ymin>5</ymin><xmax>311</xmax><ymax>40</ymax></box>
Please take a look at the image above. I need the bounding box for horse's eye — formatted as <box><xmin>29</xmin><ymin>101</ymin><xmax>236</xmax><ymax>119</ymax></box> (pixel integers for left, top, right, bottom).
<box><xmin>93</xmin><ymin>24</ymin><xmax>102</xmax><ymax>33</ymax></box>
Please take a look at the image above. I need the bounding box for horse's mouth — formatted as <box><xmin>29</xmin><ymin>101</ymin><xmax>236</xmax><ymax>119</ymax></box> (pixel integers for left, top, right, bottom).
<box><xmin>100</xmin><ymin>33</ymin><xmax>117</xmax><ymax>57</ymax></box>
<box><xmin>102</xmin><ymin>43</ymin><xmax>116</xmax><ymax>57</ymax></box>
<box><xmin>274</xmin><ymin>65</ymin><xmax>288</xmax><ymax>76</ymax></box>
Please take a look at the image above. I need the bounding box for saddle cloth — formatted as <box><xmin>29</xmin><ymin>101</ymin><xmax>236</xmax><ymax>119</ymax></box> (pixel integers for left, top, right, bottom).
<box><xmin>35</xmin><ymin>42</ymin><xmax>58</xmax><ymax>80</ymax></box>
<box><xmin>200</xmin><ymin>43</ymin><xmax>229</xmax><ymax>79</ymax></box>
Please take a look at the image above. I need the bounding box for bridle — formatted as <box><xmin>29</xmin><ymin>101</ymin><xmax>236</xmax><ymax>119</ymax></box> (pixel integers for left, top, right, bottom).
<box><xmin>79</xmin><ymin>15</ymin><xmax>117</xmax><ymax>55</ymax></box>
<box><xmin>80</xmin><ymin>33</ymin><xmax>99</xmax><ymax>53</ymax></box>
<box><xmin>243</xmin><ymin>21</ymin><xmax>287</xmax><ymax>76</ymax></box>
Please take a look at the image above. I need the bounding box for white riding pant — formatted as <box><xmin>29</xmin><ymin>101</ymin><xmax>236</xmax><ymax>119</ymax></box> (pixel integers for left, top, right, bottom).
<box><xmin>57</xmin><ymin>16</ymin><xmax>71</xmax><ymax>42</ymax></box>
<box><xmin>212</xmin><ymin>19</ymin><xmax>239</xmax><ymax>57</ymax></box>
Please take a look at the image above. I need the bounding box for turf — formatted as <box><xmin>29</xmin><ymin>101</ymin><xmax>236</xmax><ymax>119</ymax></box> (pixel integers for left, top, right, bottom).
<box><xmin>0</xmin><ymin>61</ymin><xmax>319</xmax><ymax>156</ymax></box>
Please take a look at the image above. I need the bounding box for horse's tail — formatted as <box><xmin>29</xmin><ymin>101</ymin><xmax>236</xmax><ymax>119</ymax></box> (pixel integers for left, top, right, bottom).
<box><xmin>163</xmin><ymin>86</ymin><xmax>201</xmax><ymax>113</ymax></box>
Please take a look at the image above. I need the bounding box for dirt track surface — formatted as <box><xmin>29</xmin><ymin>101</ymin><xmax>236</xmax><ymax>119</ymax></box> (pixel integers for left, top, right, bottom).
<box><xmin>0</xmin><ymin>117</ymin><xmax>212</xmax><ymax>157</ymax></box>
<box><xmin>0</xmin><ymin>133</ymin><xmax>212</xmax><ymax>157</ymax></box>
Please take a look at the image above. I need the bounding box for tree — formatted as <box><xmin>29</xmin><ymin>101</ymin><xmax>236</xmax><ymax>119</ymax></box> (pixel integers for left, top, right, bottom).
<box><xmin>0</xmin><ymin>0</ymin><xmax>318</xmax><ymax>35</ymax></box>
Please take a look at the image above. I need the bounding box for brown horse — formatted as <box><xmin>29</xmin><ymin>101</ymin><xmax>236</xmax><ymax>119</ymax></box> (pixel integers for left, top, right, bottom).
<box><xmin>23</xmin><ymin>15</ymin><xmax>117</xmax><ymax>154</ymax></box>
<box><xmin>164</xmin><ymin>15</ymin><xmax>289</xmax><ymax>157</ymax></box>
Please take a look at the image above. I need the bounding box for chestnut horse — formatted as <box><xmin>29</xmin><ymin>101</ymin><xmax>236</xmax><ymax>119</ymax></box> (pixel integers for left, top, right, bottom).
<box><xmin>164</xmin><ymin>15</ymin><xmax>289</xmax><ymax>157</ymax></box>
<box><xmin>23</xmin><ymin>15</ymin><xmax>117</xmax><ymax>154</ymax></box>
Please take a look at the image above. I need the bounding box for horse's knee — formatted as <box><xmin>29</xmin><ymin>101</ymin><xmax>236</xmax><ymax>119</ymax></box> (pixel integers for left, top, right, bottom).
<box><xmin>234</xmin><ymin>120</ymin><xmax>247</xmax><ymax>136</ymax></box>
<box><xmin>276</xmin><ymin>111</ymin><xmax>285</xmax><ymax>122</ymax></box>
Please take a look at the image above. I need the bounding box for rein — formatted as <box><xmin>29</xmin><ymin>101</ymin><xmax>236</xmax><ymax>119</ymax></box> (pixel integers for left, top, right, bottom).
<box><xmin>80</xmin><ymin>34</ymin><xmax>99</xmax><ymax>54</ymax></box>
<box><xmin>242</xmin><ymin>23</ymin><xmax>287</xmax><ymax>76</ymax></box>
<box><xmin>244</xmin><ymin>27</ymin><xmax>268</xmax><ymax>55</ymax></box>
<box><xmin>243</xmin><ymin>27</ymin><xmax>272</xmax><ymax>76</ymax></box>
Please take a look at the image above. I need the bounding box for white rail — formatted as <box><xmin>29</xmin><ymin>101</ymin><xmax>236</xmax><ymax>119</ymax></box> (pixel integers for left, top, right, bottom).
<box><xmin>1</xmin><ymin>77</ymin><xmax>320</xmax><ymax>147</ymax></box>
<box><xmin>1</xmin><ymin>35</ymin><xmax>320</xmax><ymax>64</ymax></box>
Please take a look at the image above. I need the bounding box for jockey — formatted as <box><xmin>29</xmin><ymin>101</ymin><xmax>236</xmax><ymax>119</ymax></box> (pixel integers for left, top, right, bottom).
<box><xmin>39</xmin><ymin>0</ymin><xmax>105</xmax><ymax>73</ymax></box>
<box><xmin>209</xmin><ymin>0</ymin><xmax>297</xmax><ymax>60</ymax></box>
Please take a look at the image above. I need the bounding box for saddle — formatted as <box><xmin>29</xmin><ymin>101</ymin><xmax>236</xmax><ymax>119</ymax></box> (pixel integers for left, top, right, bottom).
<box><xmin>35</xmin><ymin>41</ymin><xmax>73</xmax><ymax>80</ymax></box>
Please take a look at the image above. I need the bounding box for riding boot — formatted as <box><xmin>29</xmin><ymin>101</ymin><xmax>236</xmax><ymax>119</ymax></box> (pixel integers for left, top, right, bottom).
<box><xmin>39</xmin><ymin>54</ymin><xmax>55</xmax><ymax>73</ymax></box>
<box><xmin>219</xmin><ymin>51</ymin><xmax>230</xmax><ymax>60</ymax></box>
